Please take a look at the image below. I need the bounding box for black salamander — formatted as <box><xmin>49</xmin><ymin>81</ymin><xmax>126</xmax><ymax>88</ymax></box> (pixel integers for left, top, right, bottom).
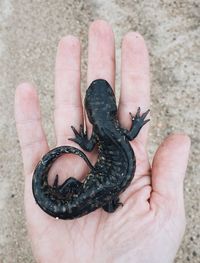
<box><xmin>32</xmin><ymin>79</ymin><xmax>150</xmax><ymax>219</ymax></box>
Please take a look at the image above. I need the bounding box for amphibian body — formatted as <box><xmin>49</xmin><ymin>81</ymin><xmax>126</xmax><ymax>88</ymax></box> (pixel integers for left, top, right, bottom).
<box><xmin>32</xmin><ymin>79</ymin><xmax>150</xmax><ymax>219</ymax></box>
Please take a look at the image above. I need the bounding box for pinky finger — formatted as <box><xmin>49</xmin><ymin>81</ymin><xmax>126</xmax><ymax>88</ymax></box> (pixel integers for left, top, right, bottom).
<box><xmin>15</xmin><ymin>83</ymin><xmax>49</xmax><ymax>175</ymax></box>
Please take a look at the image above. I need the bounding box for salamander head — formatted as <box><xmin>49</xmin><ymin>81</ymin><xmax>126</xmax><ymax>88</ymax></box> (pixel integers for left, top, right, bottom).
<box><xmin>85</xmin><ymin>79</ymin><xmax>117</xmax><ymax>124</ymax></box>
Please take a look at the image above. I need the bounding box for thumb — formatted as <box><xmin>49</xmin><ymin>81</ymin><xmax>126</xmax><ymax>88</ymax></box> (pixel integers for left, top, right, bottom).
<box><xmin>151</xmin><ymin>133</ymin><xmax>191</xmax><ymax>200</ymax></box>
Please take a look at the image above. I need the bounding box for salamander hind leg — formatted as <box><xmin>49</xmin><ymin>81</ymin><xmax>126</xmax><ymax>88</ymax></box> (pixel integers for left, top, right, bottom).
<box><xmin>57</xmin><ymin>177</ymin><xmax>83</xmax><ymax>195</ymax></box>
<box><xmin>102</xmin><ymin>196</ymin><xmax>123</xmax><ymax>213</ymax></box>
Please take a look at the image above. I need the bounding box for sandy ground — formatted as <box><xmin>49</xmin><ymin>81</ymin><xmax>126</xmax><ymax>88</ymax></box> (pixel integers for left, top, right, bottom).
<box><xmin>0</xmin><ymin>0</ymin><xmax>199</xmax><ymax>262</ymax></box>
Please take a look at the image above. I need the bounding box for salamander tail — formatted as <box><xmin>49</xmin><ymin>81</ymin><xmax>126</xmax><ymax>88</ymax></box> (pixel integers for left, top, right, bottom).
<box><xmin>32</xmin><ymin>146</ymin><xmax>93</xmax><ymax>219</ymax></box>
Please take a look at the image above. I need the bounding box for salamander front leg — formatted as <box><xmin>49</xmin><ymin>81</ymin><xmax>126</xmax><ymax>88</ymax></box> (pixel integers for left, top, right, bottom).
<box><xmin>124</xmin><ymin>107</ymin><xmax>150</xmax><ymax>141</ymax></box>
<box><xmin>69</xmin><ymin>125</ymin><xmax>97</xmax><ymax>152</ymax></box>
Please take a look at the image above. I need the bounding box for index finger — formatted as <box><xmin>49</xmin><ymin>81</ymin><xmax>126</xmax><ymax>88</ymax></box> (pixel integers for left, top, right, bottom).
<box><xmin>118</xmin><ymin>32</ymin><xmax>150</xmax><ymax>145</ymax></box>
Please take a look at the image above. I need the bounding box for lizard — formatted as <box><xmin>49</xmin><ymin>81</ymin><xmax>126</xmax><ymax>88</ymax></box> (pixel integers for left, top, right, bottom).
<box><xmin>32</xmin><ymin>79</ymin><xmax>150</xmax><ymax>219</ymax></box>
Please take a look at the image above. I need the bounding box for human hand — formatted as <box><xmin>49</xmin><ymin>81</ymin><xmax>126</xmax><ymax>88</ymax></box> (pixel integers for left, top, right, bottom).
<box><xmin>15</xmin><ymin>20</ymin><xmax>190</xmax><ymax>263</ymax></box>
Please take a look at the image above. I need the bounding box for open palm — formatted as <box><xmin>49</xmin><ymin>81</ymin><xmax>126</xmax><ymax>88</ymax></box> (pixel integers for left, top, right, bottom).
<box><xmin>15</xmin><ymin>20</ymin><xmax>190</xmax><ymax>263</ymax></box>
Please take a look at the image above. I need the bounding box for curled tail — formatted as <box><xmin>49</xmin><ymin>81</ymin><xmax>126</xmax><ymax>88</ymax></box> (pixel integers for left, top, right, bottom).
<box><xmin>32</xmin><ymin>146</ymin><xmax>94</xmax><ymax>219</ymax></box>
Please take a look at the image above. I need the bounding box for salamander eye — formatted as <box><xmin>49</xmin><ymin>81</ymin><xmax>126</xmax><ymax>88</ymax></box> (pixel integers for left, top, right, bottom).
<box><xmin>110</xmin><ymin>107</ymin><xmax>117</xmax><ymax>116</ymax></box>
<box><xmin>87</xmin><ymin>109</ymin><xmax>92</xmax><ymax>117</ymax></box>
<box><xmin>87</xmin><ymin>108</ymin><xmax>95</xmax><ymax>123</ymax></box>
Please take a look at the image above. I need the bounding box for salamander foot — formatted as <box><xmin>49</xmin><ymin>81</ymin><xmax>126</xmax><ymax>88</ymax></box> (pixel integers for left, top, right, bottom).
<box><xmin>102</xmin><ymin>197</ymin><xmax>123</xmax><ymax>213</ymax></box>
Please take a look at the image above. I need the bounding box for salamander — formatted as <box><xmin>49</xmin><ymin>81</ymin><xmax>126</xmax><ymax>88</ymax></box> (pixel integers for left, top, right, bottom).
<box><xmin>32</xmin><ymin>79</ymin><xmax>150</xmax><ymax>219</ymax></box>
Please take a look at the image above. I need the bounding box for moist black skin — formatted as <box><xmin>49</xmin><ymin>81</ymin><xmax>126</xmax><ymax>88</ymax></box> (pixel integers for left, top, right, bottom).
<box><xmin>32</xmin><ymin>79</ymin><xmax>150</xmax><ymax>220</ymax></box>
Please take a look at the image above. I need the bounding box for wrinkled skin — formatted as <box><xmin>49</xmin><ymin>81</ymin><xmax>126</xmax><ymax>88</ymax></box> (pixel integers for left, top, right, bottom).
<box><xmin>15</xmin><ymin>20</ymin><xmax>190</xmax><ymax>263</ymax></box>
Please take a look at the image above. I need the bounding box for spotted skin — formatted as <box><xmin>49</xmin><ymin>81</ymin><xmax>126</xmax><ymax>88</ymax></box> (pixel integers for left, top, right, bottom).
<box><xmin>32</xmin><ymin>79</ymin><xmax>150</xmax><ymax>219</ymax></box>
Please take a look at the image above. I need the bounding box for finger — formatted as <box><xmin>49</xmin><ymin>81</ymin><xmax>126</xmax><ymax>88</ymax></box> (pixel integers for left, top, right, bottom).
<box><xmin>118</xmin><ymin>32</ymin><xmax>150</xmax><ymax>144</ymax></box>
<box><xmin>86</xmin><ymin>20</ymin><xmax>115</xmax><ymax>134</ymax></box>
<box><xmin>87</xmin><ymin>20</ymin><xmax>115</xmax><ymax>88</ymax></box>
<box><xmin>15</xmin><ymin>83</ymin><xmax>49</xmax><ymax>175</ymax></box>
<box><xmin>54</xmin><ymin>36</ymin><xmax>83</xmax><ymax>146</ymax></box>
<box><xmin>151</xmin><ymin>134</ymin><xmax>191</xmax><ymax>202</ymax></box>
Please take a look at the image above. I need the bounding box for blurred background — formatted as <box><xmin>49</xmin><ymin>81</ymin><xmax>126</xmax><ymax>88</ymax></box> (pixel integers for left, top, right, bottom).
<box><xmin>0</xmin><ymin>0</ymin><xmax>199</xmax><ymax>262</ymax></box>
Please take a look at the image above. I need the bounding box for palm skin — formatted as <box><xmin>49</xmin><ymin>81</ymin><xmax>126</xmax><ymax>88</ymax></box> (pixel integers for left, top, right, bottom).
<box><xmin>15</xmin><ymin>20</ymin><xmax>190</xmax><ymax>263</ymax></box>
